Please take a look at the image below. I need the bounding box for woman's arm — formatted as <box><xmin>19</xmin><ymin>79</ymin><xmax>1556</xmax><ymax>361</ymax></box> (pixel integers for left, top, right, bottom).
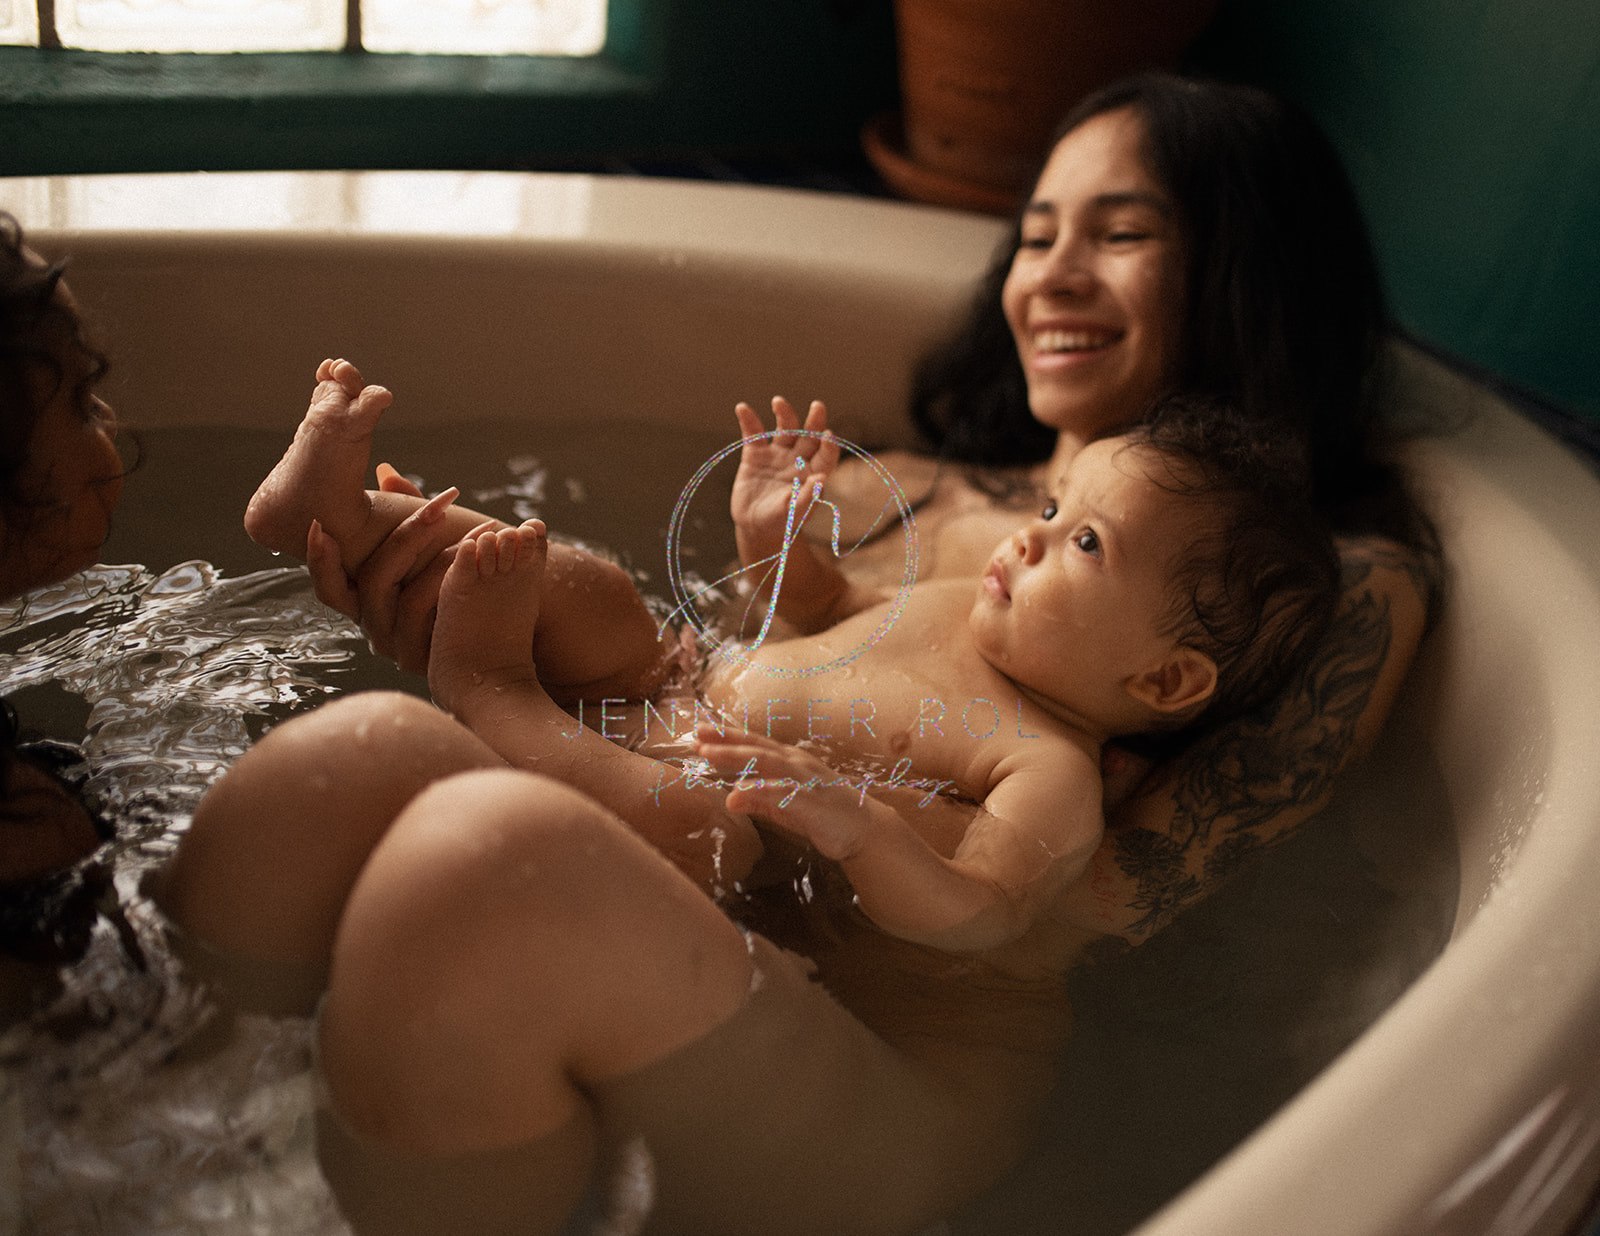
<box><xmin>1058</xmin><ymin>537</ymin><xmax>1438</xmax><ymax>945</ymax></box>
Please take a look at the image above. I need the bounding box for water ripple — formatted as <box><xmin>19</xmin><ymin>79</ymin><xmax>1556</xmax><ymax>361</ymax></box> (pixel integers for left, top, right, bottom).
<box><xmin>1</xmin><ymin>560</ymin><xmax>367</xmax><ymax>1236</ymax></box>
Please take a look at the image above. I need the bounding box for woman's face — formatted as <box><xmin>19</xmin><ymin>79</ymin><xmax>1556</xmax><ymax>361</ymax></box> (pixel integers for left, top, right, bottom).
<box><xmin>1002</xmin><ymin>107</ymin><xmax>1186</xmax><ymax>443</ymax></box>
<box><xmin>0</xmin><ymin>282</ymin><xmax>123</xmax><ymax>600</ymax></box>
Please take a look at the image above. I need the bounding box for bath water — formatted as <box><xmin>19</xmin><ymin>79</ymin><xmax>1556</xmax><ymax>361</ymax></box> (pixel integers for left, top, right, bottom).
<box><xmin>0</xmin><ymin>419</ymin><xmax>1457</xmax><ymax>1236</ymax></box>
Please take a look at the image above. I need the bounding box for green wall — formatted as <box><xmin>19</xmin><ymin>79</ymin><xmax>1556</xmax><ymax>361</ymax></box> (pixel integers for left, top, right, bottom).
<box><xmin>1193</xmin><ymin>0</ymin><xmax>1600</xmax><ymax>427</ymax></box>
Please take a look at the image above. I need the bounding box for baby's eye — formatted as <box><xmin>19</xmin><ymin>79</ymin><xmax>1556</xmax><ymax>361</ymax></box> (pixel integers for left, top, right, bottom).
<box><xmin>1040</xmin><ymin>500</ymin><xmax>1059</xmax><ymax>521</ymax></box>
<box><xmin>1073</xmin><ymin>528</ymin><xmax>1101</xmax><ymax>556</ymax></box>
<box><xmin>1018</xmin><ymin>231</ymin><xmax>1056</xmax><ymax>251</ymax></box>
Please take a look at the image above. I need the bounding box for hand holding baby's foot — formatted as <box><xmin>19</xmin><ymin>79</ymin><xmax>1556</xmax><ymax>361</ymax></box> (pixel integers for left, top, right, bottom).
<box><xmin>428</xmin><ymin>519</ymin><xmax>549</xmax><ymax>714</ymax></box>
<box><xmin>244</xmin><ymin>358</ymin><xmax>395</xmax><ymax>556</ymax></box>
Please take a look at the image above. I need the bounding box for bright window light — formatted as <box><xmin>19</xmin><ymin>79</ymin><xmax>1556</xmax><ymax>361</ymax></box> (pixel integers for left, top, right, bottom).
<box><xmin>361</xmin><ymin>0</ymin><xmax>605</xmax><ymax>56</ymax></box>
<box><xmin>56</xmin><ymin>0</ymin><xmax>345</xmax><ymax>52</ymax></box>
<box><xmin>0</xmin><ymin>0</ymin><xmax>40</xmax><ymax>45</ymax></box>
<box><xmin>8</xmin><ymin>0</ymin><xmax>607</xmax><ymax>54</ymax></box>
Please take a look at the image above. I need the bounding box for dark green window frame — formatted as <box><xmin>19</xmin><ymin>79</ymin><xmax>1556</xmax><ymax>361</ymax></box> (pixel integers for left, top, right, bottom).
<box><xmin>0</xmin><ymin>1</ymin><xmax>895</xmax><ymax>178</ymax></box>
<box><xmin>0</xmin><ymin>0</ymin><xmax>661</xmax><ymax>175</ymax></box>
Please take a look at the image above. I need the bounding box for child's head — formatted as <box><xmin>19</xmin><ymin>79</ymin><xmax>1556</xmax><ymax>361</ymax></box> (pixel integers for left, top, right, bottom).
<box><xmin>0</xmin><ymin>212</ymin><xmax>124</xmax><ymax>599</ymax></box>
<box><xmin>970</xmin><ymin>394</ymin><xmax>1339</xmax><ymax>738</ymax></box>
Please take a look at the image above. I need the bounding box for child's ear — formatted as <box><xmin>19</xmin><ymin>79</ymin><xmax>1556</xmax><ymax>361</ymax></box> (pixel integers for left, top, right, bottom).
<box><xmin>1126</xmin><ymin>647</ymin><xmax>1217</xmax><ymax>717</ymax></box>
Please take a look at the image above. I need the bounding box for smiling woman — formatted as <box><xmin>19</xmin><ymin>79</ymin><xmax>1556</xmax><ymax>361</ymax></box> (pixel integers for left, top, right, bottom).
<box><xmin>1003</xmin><ymin>107</ymin><xmax>1186</xmax><ymax>456</ymax></box>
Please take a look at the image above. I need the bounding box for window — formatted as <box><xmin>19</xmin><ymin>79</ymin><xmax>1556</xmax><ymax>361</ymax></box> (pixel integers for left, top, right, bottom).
<box><xmin>3</xmin><ymin>0</ymin><xmax>606</xmax><ymax>55</ymax></box>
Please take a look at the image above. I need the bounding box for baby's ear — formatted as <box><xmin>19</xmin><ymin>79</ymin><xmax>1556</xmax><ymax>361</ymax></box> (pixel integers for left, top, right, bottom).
<box><xmin>1126</xmin><ymin>647</ymin><xmax>1217</xmax><ymax>717</ymax></box>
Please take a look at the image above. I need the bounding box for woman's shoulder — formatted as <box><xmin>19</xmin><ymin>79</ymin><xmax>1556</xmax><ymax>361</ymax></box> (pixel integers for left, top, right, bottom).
<box><xmin>1335</xmin><ymin>533</ymin><xmax>1443</xmax><ymax>609</ymax></box>
<box><xmin>832</xmin><ymin>448</ymin><xmax>943</xmax><ymax>507</ymax></box>
<box><xmin>822</xmin><ymin>450</ymin><xmax>1044</xmax><ymax>580</ymax></box>
<box><xmin>832</xmin><ymin>448</ymin><xmax>1043</xmax><ymax>519</ymax></box>
<box><xmin>816</xmin><ymin>449</ymin><xmax>954</xmax><ymax>549</ymax></box>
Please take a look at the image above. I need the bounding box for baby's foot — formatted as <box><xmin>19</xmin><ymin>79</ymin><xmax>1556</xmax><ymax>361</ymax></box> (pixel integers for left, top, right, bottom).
<box><xmin>244</xmin><ymin>359</ymin><xmax>394</xmax><ymax>557</ymax></box>
<box><xmin>429</xmin><ymin>520</ymin><xmax>548</xmax><ymax>715</ymax></box>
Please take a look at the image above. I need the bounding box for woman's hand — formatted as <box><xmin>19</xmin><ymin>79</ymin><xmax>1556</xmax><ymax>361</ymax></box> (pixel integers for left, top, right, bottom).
<box><xmin>306</xmin><ymin>463</ymin><xmax>489</xmax><ymax>675</ymax></box>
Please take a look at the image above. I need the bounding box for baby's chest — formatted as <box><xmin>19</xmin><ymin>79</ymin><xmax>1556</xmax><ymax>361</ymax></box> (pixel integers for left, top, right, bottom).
<box><xmin>816</xmin><ymin>466</ymin><xmax>1036</xmax><ymax>586</ymax></box>
<box><xmin>767</xmin><ymin>667</ymin><xmax>1038</xmax><ymax>799</ymax></box>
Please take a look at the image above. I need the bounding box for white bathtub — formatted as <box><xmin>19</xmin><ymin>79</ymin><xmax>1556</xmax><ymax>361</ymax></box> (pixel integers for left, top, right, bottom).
<box><xmin>5</xmin><ymin>171</ymin><xmax>1600</xmax><ymax>1236</ymax></box>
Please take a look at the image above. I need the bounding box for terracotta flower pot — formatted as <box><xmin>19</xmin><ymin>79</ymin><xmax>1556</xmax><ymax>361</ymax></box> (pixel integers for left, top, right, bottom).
<box><xmin>868</xmin><ymin>0</ymin><xmax>1218</xmax><ymax>212</ymax></box>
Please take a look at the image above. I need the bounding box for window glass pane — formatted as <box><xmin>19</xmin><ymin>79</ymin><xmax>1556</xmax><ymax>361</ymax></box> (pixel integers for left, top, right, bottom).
<box><xmin>0</xmin><ymin>0</ymin><xmax>40</xmax><ymax>46</ymax></box>
<box><xmin>362</xmin><ymin>0</ymin><xmax>605</xmax><ymax>56</ymax></box>
<box><xmin>57</xmin><ymin>0</ymin><xmax>344</xmax><ymax>52</ymax></box>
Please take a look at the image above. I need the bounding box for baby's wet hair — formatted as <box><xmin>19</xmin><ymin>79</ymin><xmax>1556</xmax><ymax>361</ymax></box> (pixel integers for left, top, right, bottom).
<box><xmin>0</xmin><ymin>210</ymin><xmax>117</xmax><ymax>525</ymax></box>
<box><xmin>1124</xmin><ymin>394</ymin><xmax>1341</xmax><ymax>730</ymax></box>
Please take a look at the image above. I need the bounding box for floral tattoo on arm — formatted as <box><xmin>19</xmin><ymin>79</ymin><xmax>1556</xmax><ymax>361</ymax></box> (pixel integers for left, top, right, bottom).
<box><xmin>1112</xmin><ymin>552</ymin><xmax>1400</xmax><ymax>940</ymax></box>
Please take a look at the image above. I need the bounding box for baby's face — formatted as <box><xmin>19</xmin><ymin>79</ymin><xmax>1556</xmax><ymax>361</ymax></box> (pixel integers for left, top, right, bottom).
<box><xmin>968</xmin><ymin>437</ymin><xmax>1197</xmax><ymax>722</ymax></box>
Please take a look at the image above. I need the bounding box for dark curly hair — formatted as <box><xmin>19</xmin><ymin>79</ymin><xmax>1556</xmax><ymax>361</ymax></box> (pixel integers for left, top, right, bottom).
<box><xmin>909</xmin><ymin>72</ymin><xmax>1436</xmax><ymax>560</ymax></box>
<box><xmin>1124</xmin><ymin>394</ymin><xmax>1341</xmax><ymax>733</ymax></box>
<box><xmin>1</xmin><ymin>210</ymin><xmax>116</xmax><ymax>539</ymax></box>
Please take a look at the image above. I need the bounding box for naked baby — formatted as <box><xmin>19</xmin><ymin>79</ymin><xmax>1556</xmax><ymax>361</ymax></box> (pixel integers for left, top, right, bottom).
<box><xmin>172</xmin><ymin>358</ymin><xmax>1343</xmax><ymax>1236</ymax></box>
<box><xmin>245</xmin><ymin>360</ymin><xmax>1339</xmax><ymax>957</ymax></box>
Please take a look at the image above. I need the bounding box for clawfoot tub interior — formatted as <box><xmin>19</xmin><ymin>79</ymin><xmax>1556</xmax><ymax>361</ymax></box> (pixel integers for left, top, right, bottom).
<box><xmin>5</xmin><ymin>171</ymin><xmax>1600</xmax><ymax>1235</ymax></box>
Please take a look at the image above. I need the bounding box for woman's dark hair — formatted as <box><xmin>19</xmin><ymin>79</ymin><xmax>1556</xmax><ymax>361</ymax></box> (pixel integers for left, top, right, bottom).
<box><xmin>910</xmin><ymin>72</ymin><xmax>1435</xmax><ymax>556</ymax></box>
<box><xmin>1</xmin><ymin>210</ymin><xmax>114</xmax><ymax>530</ymax></box>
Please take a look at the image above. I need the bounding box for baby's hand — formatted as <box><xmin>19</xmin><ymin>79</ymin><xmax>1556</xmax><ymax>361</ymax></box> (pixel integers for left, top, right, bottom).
<box><xmin>694</xmin><ymin>727</ymin><xmax>866</xmax><ymax>861</ymax></box>
<box><xmin>730</xmin><ymin>398</ymin><xmax>840</xmax><ymax>573</ymax></box>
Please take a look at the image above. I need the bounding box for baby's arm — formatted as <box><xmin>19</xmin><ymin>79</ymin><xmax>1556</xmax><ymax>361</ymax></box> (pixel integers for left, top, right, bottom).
<box><xmin>730</xmin><ymin>399</ymin><xmax>886</xmax><ymax>634</ymax></box>
<box><xmin>697</xmin><ymin>730</ymin><xmax>1102</xmax><ymax>952</ymax></box>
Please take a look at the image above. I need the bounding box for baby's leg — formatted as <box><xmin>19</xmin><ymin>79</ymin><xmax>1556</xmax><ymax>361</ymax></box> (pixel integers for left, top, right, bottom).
<box><xmin>245</xmin><ymin>358</ymin><xmax>395</xmax><ymax>560</ymax></box>
<box><xmin>315</xmin><ymin>769</ymin><xmax>757</xmax><ymax>1235</ymax></box>
<box><xmin>248</xmin><ymin>362</ymin><xmax>664</xmax><ymax>698</ymax></box>
<box><xmin>244</xmin><ymin>358</ymin><xmax>496</xmax><ymax>571</ymax></box>
<box><xmin>427</xmin><ymin>521</ymin><xmax>762</xmax><ymax>892</ymax></box>
<box><xmin>429</xmin><ymin>519</ymin><xmax>671</xmax><ymax>718</ymax></box>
